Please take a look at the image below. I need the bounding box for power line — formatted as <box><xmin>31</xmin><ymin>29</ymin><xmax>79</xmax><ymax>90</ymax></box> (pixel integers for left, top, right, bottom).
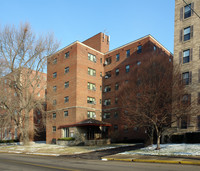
<box><xmin>182</xmin><ymin>0</ymin><xmax>200</xmax><ymax>19</ymax></box>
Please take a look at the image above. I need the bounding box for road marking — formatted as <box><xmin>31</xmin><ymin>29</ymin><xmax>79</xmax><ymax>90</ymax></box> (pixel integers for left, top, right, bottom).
<box><xmin>0</xmin><ymin>159</ymin><xmax>80</xmax><ymax>171</ymax></box>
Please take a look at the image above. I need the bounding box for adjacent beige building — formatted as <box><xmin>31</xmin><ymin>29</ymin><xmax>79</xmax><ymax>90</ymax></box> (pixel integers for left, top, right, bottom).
<box><xmin>174</xmin><ymin>0</ymin><xmax>200</xmax><ymax>131</ymax></box>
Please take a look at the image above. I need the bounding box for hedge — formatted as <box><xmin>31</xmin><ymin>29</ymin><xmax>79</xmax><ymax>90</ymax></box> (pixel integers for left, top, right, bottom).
<box><xmin>0</xmin><ymin>139</ymin><xmax>19</xmax><ymax>143</ymax></box>
<box><xmin>57</xmin><ymin>137</ymin><xmax>75</xmax><ymax>141</ymax></box>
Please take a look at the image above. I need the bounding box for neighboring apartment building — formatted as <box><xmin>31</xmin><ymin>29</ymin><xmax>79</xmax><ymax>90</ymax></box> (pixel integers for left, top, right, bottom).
<box><xmin>173</xmin><ymin>0</ymin><xmax>200</xmax><ymax>132</ymax></box>
<box><xmin>47</xmin><ymin>32</ymin><xmax>172</xmax><ymax>144</ymax></box>
<box><xmin>0</xmin><ymin>68</ymin><xmax>46</xmax><ymax>141</ymax></box>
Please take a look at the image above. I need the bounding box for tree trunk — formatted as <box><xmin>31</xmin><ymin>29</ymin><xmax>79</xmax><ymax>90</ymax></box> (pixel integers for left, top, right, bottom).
<box><xmin>156</xmin><ymin>135</ymin><xmax>161</xmax><ymax>150</ymax></box>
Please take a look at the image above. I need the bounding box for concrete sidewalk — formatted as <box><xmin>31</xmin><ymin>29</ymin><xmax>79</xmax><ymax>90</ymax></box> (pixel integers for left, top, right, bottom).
<box><xmin>102</xmin><ymin>154</ymin><xmax>200</xmax><ymax>165</ymax></box>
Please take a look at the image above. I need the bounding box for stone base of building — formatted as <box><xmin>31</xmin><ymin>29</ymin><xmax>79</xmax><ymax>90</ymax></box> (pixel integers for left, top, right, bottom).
<box><xmin>56</xmin><ymin>138</ymin><xmax>111</xmax><ymax>146</ymax></box>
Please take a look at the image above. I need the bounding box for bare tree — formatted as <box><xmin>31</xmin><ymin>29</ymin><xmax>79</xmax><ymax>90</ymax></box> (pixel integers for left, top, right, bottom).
<box><xmin>118</xmin><ymin>54</ymin><xmax>194</xmax><ymax>150</ymax></box>
<box><xmin>0</xmin><ymin>23</ymin><xmax>59</xmax><ymax>144</ymax></box>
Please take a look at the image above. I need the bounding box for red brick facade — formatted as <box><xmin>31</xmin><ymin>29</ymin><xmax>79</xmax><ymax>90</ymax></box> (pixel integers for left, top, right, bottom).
<box><xmin>46</xmin><ymin>33</ymin><xmax>172</xmax><ymax>143</ymax></box>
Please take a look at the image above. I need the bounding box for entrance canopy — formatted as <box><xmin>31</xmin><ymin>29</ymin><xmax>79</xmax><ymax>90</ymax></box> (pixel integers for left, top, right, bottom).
<box><xmin>58</xmin><ymin>118</ymin><xmax>112</xmax><ymax>129</ymax></box>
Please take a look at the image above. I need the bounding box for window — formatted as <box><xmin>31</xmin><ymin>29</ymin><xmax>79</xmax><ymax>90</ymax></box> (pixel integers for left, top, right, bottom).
<box><xmin>53</xmin><ymin>58</ymin><xmax>57</xmax><ymax>64</ymax></box>
<box><xmin>137</xmin><ymin>61</ymin><xmax>141</xmax><ymax>66</ymax></box>
<box><xmin>100</xmin><ymin>72</ymin><xmax>102</xmax><ymax>77</ymax></box>
<box><xmin>183</xmin><ymin>49</ymin><xmax>190</xmax><ymax>64</ymax></box>
<box><xmin>53</xmin><ymin>72</ymin><xmax>57</xmax><ymax>78</ymax></box>
<box><xmin>184</xmin><ymin>4</ymin><xmax>191</xmax><ymax>19</ymax></box>
<box><xmin>115</xmin><ymin>83</ymin><xmax>119</xmax><ymax>90</ymax></box>
<box><xmin>88</xmin><ymin>68</ymin><xmax>96</xmax><ymax>76</ymax></box>
<box><xmin>114</xmin><ymin>112</ymin><xmax>118</xmax><ymax>118</ymax></box>
<box><xmin>115</xmin><ymin>97</ymin><xmax>118</xmax><ymax>104</ymax></box>
<box><xmin>184</xmin><ymin>27</ymin><xmax>191</xmax><ymax>41</ymax></box>
<box><xmin>182</xmin><ymin>94</ymin><xmax>191</xmax><ymax>106</ymax></box>
<box><xmin>53</xmin><ymin>86</ymin><xmax>57</xmax><ymax>92</ymax></box>
<box><xmin>125</xmin><ymin>65</ymin><xmax>130</xmax><ymax>73</ymax></box>
<box><xmin>114</xmin><ymin>125</ymin><xmax>118</xmax><ymax>131</ymax></box>
<box><xmin>182</xmin><ymin>72</ymin><xmax>190</xmax><ymax>85</ymax></box>
<box><xmin>100</xmin><ymin>58</ymin><xmax>102</xmax><ymax>63</ymax></box>
<box><xmin>4</xmin><ymin>79</ymin><xmax>7</xmax><ymax>84</ymax></box>
<box><xmin>87</xmin><ymin>111</ymin><xmax>96</xmax><ymax>119</ymax></box>
<box><xmin>116</xmin><ymin>54</ymin><xmax>120</xmax><ymax>61</ymax></box>
<box><xmin>105</xmin><ymin>71</ymin><xmax>111</xmax><ymax>78</ymax></box>
<box><xmin>100</xmin><ymin>99</ymin><xmax>102</xmax><ymax>104</ymax></box>
<box><xmin>88</xmin><ymin>53</ymin><xmax>96</xmax><ymax>63</ymax></box>
<box><xmin>37</xmin><ymin>93</ymin><xmax>40</xmax><ymax>97</ymax></box>
<box><xmin>65</xmin><ymin>67</ymin><xmax>69</xmax><ymax>73</ymax></box>
<box><xmin>14</xmin><ymin>92</ymin><xmax>17</xmax><ymax>97</ymax></box>
<box><xmin>103</xmin><ymin>112</ymin><xmax>110</xmax><ymax>119</ymax></box>
<box><xmin>115</xmin><ymin>68</ymin><xmax>119</xmax><ymax>76</ymax></box>
<box><xmin>126</xmin><ymin>49</ymin><xmax>130</xmax><ymax>57</ymax></box>
<box><xmin>65</xmin><ymin>51</ymin><xmax>69</xmax><ymax>58</ymax></box>
<box><xmin>153</xmin><ymin>45</ymin><xmax>157</xmax><ymax>51</ymax></box>
<box><xmin>88</xmin><ymin>82</ymin><xmax>96</xmax><ymax>91</ymax></box>
<box><xmin>53</xmin><ymin>113</ymin><xmax>56</xmax><ymax>119</ymax></box>
<box><xmin>37</xmin><ymin>111</ymin><xmax>41</xmax><ymax>115</ymax></box>
<box><xmin>105</xmin><ymin>57</ymin><xmax>112</xmax><ymax>65</ymax></box>
<box><xmin>37</xmin><ymin>84</ymin><xmax>40</xmax><ymax>88</ymax></box>
<box><xmin>63</xmin><ymin>128</ymin><xmax>69</xmax><ymax>137</ymax></box>
<box><xmin>53</xmin><ymin>99</ymin><xmax>57</xmax><ymax>105</ymax></box>
<box><xmin>137</xmin><ymin>45</ymin><xmax>142</xmax><ymax>53</ymax></box>
<box><xmin>87</xmin><ymin>97</ymin><xmax>96</xmax><ymax>104</ymax></box>
<box><xmin>52</xmin><ymin>126</ymin><xmax>56</xmax><ymax>132</ymax></box>
<box><xmin>65</xmin><ymin>81</ymin><xmax>69</xmax><ymax>88</ymax></box>
<box><xmin>104</xmin><ymin>85</ymin><xmax>111</xmax><ymax>92</ymax></box>
<box><xmin>64</xmin><ymin>96</ymin><xmax>69</xmax><ymax>103</ymax></box>
<box><xmin>125</xmin><ymin>80</ymin><xmax>129</xmax><ymax>83</ymax></box>
<box><xmin>64</xmin><ymin>111</ymin><xmax>68</xmax><ymax>117</ymax></box>
<box><xmin>104</xmin><ymin>99</ymin><xmax>111</xmax><ymax>106</ymax></box>
<box><xmin>181</xmin><ymin>115</ymin><xmax>188</xmax><ymax>129</ymax></box>
<box><xmin>100</xmin><ymin>86</ymin><xmax>102</xmax><ymax>91</ymax></box>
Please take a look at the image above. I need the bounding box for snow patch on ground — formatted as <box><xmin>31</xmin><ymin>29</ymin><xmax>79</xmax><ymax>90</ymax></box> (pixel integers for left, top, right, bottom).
<box><xmin>120</xmin><ymin>144</ymin><xmax>200</xmax><ymax>156</ymax></box>
<box><xmin>26</xmin><ymin>152</ymin><xmax>60</xmax><ymax>156</ymax></box>
<box><xmin>0</xmin><ymin>141</ymin><xmax>134</xmax><ymax>155</ymax></box>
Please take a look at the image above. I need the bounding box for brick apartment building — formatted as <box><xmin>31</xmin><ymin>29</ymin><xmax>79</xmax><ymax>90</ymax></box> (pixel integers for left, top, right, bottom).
<box><xmin>173</xmin><ymin>0</ymin><xmax>200</xmax><ymax>132</ymax></box>
<box><xmin>46</xmin><ymin>32</ymin><xmax>172</xmax><ymax>144</ymax></box>
<box><xmin>0</xmin><ymin>68</ymin><xmax>46</xmax><ymax>141</ymax></box>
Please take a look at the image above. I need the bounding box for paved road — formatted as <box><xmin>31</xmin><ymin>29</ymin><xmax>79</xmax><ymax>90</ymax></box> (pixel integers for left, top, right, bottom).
<box><xmin>0</xmin><ymin>153</ymin><xmax>200</xmax><ymax>171</ymax></box>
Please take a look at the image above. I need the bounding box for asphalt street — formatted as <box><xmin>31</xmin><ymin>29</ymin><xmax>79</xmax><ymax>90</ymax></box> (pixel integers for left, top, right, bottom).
<box><xmin>0</xmin><ymin>153</ymin><xmax>200</xmax><ymax>171</ymax></box>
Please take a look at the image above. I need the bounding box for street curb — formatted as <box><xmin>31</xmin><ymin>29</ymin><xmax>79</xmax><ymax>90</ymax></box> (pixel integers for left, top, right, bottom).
<box><xmin>0</xmin><ymin>151</ymin><xmax>60</xmax><ymax>157</ymax></box>
<box><xmin>101</xmin><ymin>158</ymin><xmax>200</xmax><ymax>165</ymax></box>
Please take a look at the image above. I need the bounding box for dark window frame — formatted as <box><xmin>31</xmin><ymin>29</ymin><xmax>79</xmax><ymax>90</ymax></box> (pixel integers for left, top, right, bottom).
<box><xmin>116</xmin><ymin>54</ymin><xmax>120</xmax><ymax>61</ymax></box>
<box><xmin>126</xmin><ymin>49</ymin><xmax>130</xmax><ymax>57</ymax></box>
<box><xmin>64</xmin><ymin>96</ymin><xmax>69</xmax><ymax>103</ymax></box>
<box><xmin>53</xmin><ymin>72</ymin><xmax>57</xmax><ymax>78</ymax></box>
<box><xmin>137</xmin><ymin>45</ymin><xmax>142</xmax><ymax>54</ymax></box>
<box><xmin>65</xmin><ymin>51</ymin><xmax>70</xmax><ymax>58</ymax></box>
<box><xmin>65</xmin><ymin>81</ymin><xmax>69</xmax><ymax>88</ymax></box>
<box><xmin>64</xmin><ymin>111</ymin><xmax>68</xmax><ymax>117</ymax></box>
<box><xmin>184</xmin><ymin>4</ymin><xmax>191</xmax><ymax>19</ymax></box>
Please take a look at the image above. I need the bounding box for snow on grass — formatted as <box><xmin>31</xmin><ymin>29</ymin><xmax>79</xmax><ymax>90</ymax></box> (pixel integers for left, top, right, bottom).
<box><xmin>0</xmin><ymin>141</ymin><xmax>134</xmax><ymax>155</ymax></box>
<box><xmin>26</xmin><ymin>152</ymin><xmax>60</xmax><ymax>156</ymax></box>
<box><xmin>120</xmin><ymin>144</ymin><xmax>200</xmax><ymax>156</ymax></box>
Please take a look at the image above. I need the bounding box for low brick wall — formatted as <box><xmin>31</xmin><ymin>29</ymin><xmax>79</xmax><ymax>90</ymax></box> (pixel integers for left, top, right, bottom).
<box><xmin>57</xmin><ymin>139</ymin><xmax>111</xmax><ymax>146</ymax></box>
<box><xmin>85</xmin><ymin>139</ymin><xmax>111</xmax><ymax>146</ymax></box>
<box><xmin>56</xmin><ymin>140</ymin><xmax>78</xmax><ymax>146</ymax></box>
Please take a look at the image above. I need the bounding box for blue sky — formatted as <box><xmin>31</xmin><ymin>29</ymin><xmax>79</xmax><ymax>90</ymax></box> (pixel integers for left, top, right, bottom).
<box><xmin>0</xmin><ymin>0</ymin><xmax>175</xmax><ymax>53</ymax></box>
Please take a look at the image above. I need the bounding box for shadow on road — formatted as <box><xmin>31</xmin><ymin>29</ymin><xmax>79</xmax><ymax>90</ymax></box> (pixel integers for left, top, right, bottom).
<box><xmin>60</xmin><ymin>144</ymin><xmax>144</xmax><ymax>160</ymax></box>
